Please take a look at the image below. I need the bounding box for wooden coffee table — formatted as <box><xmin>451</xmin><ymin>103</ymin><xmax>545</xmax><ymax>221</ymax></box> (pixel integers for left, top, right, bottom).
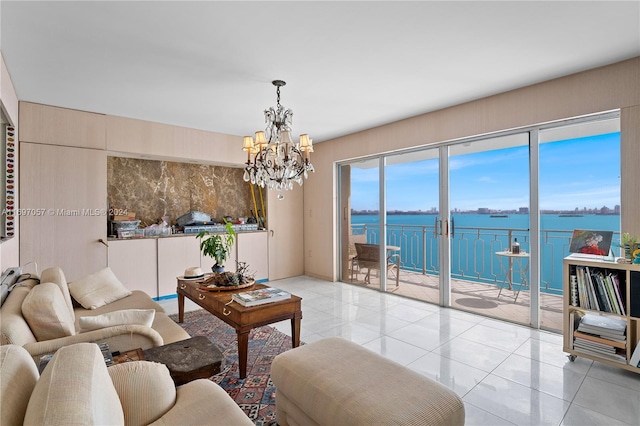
<box><xmin>177</xmin><ymin>279</ymin><xmax>302</xmax><ymax>379</ymax></box>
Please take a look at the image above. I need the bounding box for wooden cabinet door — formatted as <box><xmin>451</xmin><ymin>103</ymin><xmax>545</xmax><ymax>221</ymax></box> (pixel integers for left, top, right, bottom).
<box><xmin>19</xmin><ymin>143</ymin><xmax>107</xmax><ymax>281</ymax></box>
<box><xmin>19</xmin><ymin>102</ymin><xmax>105</xmax><ymax>149</ymax></box>
<box><xmin>237</xmin><ymin>232</ymin><xmax>268</xmax><ymax>282</ymax></box>
<box><xmin>157</xmin><ymin>236</ymin><xmax>201</xmax><ymax>298</ymax></box>
<box><xmin>108</xmin><ymin>239</ymin><xmax>158</xmax><ymax>297</ymax></box>
<box><xmin>267</xmin><ymin>187</ymin><xmax>304</xmax><ymax>280</ymax></box>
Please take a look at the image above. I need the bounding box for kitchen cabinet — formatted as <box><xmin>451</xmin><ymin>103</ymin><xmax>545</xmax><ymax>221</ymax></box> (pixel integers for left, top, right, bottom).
<box><xmin>105</xmin><ymin>115</ymin><xmax>244</xmax><ymax>165</ymax></box>
<box><xmin>237</xmin><ymin>232</ymin><xmax>268</xmax><ymax>282</ymax></box>
<box><xmin>107</xmin><ymin>231</ymin><xmax>266</xmax><ymax>299</ymax></box>
<box><xmin>19</xmin><ymin>102</ymin><xmax>105</xmax><ymax>149</ymax></box>
<box><xmin>108</xmin><ymin>239</ymin><xmax>157</xmax><ymax>296</ymax></box>
<box><xmin>158</xmin><ymin>236</ymin><xmax>201</xmax><ymax>298</ymax></box>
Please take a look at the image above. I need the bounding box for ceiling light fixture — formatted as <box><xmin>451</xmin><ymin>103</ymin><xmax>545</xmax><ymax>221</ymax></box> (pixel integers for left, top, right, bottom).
<box><xmin>242</xmin><ymin>80</ymin><xmax>314</xmax><ymax>194</ymax></box>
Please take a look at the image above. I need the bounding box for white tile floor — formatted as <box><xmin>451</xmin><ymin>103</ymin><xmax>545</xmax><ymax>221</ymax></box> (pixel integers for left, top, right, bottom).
<box><xmin>160</xmin><ymin>276</ymin><xmax>640</xmax><ymax>426</ymax></box>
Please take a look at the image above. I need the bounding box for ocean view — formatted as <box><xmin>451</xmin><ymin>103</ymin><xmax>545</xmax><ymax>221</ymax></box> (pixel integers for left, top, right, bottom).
<box><xmin>350</xmin><ymin>213</ymin><xmax>620</xmax><ymax>294</ymax></box>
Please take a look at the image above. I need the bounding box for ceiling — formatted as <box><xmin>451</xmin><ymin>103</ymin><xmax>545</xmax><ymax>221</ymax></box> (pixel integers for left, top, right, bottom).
<box><xmin>1</xmin><ymin>1</ymin><xmax>639</xmax><ymax>143</ymax></box>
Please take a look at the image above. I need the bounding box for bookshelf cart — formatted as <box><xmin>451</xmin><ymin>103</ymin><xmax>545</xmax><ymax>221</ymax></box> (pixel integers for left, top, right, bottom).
<box><xmin>563</xmin><ymin>254</ymin><xmax>640</xmax><ymax>373</ymax></box>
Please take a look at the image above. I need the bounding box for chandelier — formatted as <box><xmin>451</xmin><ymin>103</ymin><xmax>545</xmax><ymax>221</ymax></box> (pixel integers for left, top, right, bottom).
<box><xmin>242</xmin><ymin>80</ymin><xmax>314</xmax><ymax>192</ymax></box>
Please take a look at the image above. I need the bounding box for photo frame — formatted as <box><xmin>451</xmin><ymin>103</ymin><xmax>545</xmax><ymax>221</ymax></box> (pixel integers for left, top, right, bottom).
<box><xmin>569</xmin><ymin>229</ymin><xmax>614</xmax><ymax>257</ymax></box>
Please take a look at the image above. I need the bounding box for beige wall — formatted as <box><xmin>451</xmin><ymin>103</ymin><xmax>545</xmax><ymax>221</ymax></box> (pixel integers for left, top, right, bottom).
<box><xmin>306</xmin><ymin>57</ymin><xmax>640</xmax><ymax>282</ymax></box>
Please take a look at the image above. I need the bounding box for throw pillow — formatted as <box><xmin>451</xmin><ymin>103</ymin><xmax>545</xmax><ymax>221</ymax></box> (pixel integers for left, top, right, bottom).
<box><xmin>109</xmin><ymin>360</ymin><xmax>176</xmax><ymax>425</ymax></box>
<box><xmin>21</xmin><ymin>282</ymin><xmax>76</xmax><ymax>341</ymax></box>
<box><xmin>78</xmin><ymin>309</ymin><xmax>156</xmax><ymax>332</ymax></box>
<box><xmin>68</xmin><ymin>267</ymin><xmax>132</xmax><ymax>310</ymax></box>
<box><xmin>40</xmin><ymin>266</ymin><xmax>75</xmax><ymax>320</ymax></box>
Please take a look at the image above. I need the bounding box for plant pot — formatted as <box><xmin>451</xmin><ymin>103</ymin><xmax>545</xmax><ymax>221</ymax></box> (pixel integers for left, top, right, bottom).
<box><xmin>212</xmin><ymin>265</ymin><xmax>224</xmax><ymax>274</ymax></box>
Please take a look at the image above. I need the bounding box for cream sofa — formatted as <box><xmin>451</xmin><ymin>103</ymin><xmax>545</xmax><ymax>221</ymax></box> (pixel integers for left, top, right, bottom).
<box><xmin>0</xmin><ymin>343</ymin><xmax>253</xmax><ymax>426</ymax></box>
<box><xmin>0</xmin><ymin>266</ymin><xmax>190</xmax><ymax>361</ymax></box>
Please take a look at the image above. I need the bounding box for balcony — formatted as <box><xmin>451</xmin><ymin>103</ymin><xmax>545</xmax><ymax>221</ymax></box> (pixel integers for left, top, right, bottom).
<box><xmin>347</xmin><ymin>222</ymin><xmax>620</xmax><ymax>332</ymax></box>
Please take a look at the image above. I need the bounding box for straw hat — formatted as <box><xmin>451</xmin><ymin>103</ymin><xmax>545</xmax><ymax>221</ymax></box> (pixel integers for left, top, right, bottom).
<box><xmin>181</xmin><ymin>266</ymin><xmax>204</xmax><ymax>280</ymax></box>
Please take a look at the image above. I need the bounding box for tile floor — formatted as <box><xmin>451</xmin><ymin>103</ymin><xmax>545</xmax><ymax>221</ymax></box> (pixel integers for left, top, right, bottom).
<box><xmin>160</xmin><ymin>276</ymin><xmax>640</xmax><ymax>426</ymax></box>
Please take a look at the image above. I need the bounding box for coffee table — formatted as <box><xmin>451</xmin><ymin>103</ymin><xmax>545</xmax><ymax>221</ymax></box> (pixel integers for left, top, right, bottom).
<box><xmin>111</xmin><ymin>336</ymin><xmax>223</xmax><ymax>386</ymax></box>
<box><xmin>177</xmin><ymin>279</ymin><xmax>302</xmax><ymax>379</ymax></box>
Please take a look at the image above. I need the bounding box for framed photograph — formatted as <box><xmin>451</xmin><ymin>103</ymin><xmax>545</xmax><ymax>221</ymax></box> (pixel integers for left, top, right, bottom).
<box><xmin>569</xmin><ymin>229</ymin><xmax>614</xmax><ymax>256</ymax></box>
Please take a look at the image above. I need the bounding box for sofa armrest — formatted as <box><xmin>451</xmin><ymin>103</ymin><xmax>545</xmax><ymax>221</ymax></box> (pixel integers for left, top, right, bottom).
<box><xmin>150</xmin><ymin>380</ymin><xmax>253</xmax><ymax>426</ymax></box>
<box><xmin>22</xmin><ymin>324</ymin><xmax>164</xmax><ymax>360</ymax></box>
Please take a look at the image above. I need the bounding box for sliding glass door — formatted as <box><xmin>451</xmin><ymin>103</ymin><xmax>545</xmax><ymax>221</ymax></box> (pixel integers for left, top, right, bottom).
<box><xmin>338</xmin><ymin>112</ymin><xmax>620</xmax><ymax>331</ymax></box>
<box><xmin>448</xmin><ymin>134</ymin><xmax>531</xmax><ymax>325</ymax></box>
<box><xmin>340</xmin><ymin>159</ymin><xmax>381</xmax><ymax>287</ymax></box>
<box><xmin>538</xmin><ymin>116</ymin><xmax>621</xmax><ymax>330</ymax></box>
<box><xmin>382</xmin><ymin>149</ymin><xmax>441</xmax><ymax>302</ymax></box>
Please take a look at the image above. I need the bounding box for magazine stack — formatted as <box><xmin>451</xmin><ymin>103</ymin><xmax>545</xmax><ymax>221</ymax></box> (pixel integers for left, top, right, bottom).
<box><xmin>232</xmin><ymin>287</ymin><xmax>291</xmax><ymax>307</ymax></box>
<box><xmin>573</xmin><ymin>313</ymin><xmax>627</xmax><ymax>364</ymax></box>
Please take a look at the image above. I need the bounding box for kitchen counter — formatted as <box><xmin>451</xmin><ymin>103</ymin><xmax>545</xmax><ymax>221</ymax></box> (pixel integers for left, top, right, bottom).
<box><xmin>107</xmin><ymin>228</ymin><xmax>266</xmax><ymax>241</ymax></box>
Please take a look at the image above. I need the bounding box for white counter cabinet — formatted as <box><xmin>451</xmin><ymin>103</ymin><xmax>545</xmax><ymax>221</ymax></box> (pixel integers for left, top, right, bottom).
<box><xmin>108</xmin><ymin>232</ymin><xmax>268</xmax><ymax>299</ymax></box>
<box><xmin>107</xmin><ymin>239</ymin><xmax>157</xmax><ymax>297</ymax></box>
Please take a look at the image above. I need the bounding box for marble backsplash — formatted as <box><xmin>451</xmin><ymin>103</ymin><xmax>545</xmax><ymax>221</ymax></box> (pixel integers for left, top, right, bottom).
<box><xmin>107</xmin><ymin>157</ymin><xmax>260</xmax><ymax>227</ymax></box>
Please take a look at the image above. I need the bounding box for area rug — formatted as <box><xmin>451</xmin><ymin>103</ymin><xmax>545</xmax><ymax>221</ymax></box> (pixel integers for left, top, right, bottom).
<box><xmin>169</xmin><ymin>309</ymin><xmax>297</xmax><ymax>426</ymax></box>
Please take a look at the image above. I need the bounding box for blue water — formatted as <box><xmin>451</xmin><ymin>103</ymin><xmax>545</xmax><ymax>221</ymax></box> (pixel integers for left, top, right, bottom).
<box><xmin>351</xmin><ymin>213</ymin><xmax>620</xmax><ymax>294</ymax></box>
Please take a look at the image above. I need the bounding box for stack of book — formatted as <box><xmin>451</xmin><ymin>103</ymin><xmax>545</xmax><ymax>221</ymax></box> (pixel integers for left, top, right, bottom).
<box><xmin>573</xmin><ymin>266</ymin><xmax>626</xmax><ymax>315</ymax></box>
<box><xmin>573</xmin><ymin>313</ymin><xmax>627</xmax><ymax>364</ymax></box>
<box><xmin>232</xmin><ymin>287</ymin><xmax>291</xmax><ymax>307</ymax></box>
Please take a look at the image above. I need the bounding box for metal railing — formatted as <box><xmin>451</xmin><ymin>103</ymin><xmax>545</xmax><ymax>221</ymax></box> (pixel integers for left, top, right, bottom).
<box><xmin>350</xmin><ymin>223</ymin><xmax>620</xmax><ymax>295</ymax></box>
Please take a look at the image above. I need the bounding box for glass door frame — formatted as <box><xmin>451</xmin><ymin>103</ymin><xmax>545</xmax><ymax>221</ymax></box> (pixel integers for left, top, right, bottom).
<box><xmin>336</xmin><ymin>109</ymin><xmax>620</xmax><ymax>330</ymax></box>
<box><xmin>439</xmin><ymin>145</ymin><xmax>451</xmax><ymax>307</ymax></box>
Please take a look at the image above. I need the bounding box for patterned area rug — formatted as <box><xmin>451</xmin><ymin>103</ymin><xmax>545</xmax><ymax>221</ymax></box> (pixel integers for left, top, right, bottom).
<box><xmin>169</xmin><ymin>309</ymin><xmax>296</xmax><ymax>425</ymax></box>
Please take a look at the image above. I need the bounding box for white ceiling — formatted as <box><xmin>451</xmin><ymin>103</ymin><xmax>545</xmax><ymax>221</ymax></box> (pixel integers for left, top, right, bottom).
<box><xmin>1</xmin><ymin>1</ymin><xmax>639</xmax><ymax>143</ymax></box>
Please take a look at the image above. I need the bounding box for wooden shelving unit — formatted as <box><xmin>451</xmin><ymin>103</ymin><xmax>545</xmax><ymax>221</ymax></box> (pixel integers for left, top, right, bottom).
<box><xmin>563</xmin><ymin>254</ymin><xmax>640</xmax><ymax>373</ymax></box>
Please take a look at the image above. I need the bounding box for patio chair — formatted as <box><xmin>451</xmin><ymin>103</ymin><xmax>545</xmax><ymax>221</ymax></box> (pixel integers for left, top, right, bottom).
<box><xmin>354</xmin><ymin>243</ymin><xmax>400</xmax><ymax>286</ymax></box>
<box><xmin>349</xmin><ymin>233</ymin><xmax>367</xmax><ymax>281</ymax></box>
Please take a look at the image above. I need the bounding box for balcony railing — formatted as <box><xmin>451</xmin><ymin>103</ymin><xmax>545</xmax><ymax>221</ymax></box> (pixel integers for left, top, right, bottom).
<box><xmin>350</xmin><ymin>223</ymin><xmax>620</xmax><ymax>295</ymax></box>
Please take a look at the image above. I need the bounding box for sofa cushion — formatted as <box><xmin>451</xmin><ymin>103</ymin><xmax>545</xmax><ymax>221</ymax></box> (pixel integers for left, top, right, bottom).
<box><xmin>0</xmin><ymin>345</ymin><xmax>40</xmax><ymax>426</ymax></box>
<box><xmin>74</xmin><ymin>291</ymin><xmax>165</xmax><ymax>322</ymax></box>
<box><xmin>40</xmin><ymin>266</ymin><xmax>75</xmax><ymax>320</ymax></box>
<box><xmin>150</xmin><ymin>379</ymin><xmax>254</xmax><ymax>426</ymax></box>
<box><xmin>22</xmin><ymin>282</ymin><xmax>75</xmax><ymax>341</ymax></box>
<box><xmin>109</xmin><ymin>361</ymin><xmax>176</xmax><ymax>426</ymax></box>
<box><xmin>24</xmin><ymin>343</ymin><xmax>125</xmax><ymax>425</ymax></box>
<box><xmin>78</xmin><ymin>309</ymin><xmax>156</xmax><ymax>332</ymax></box>
<box><xmin>69</xmin><ymin>267</ymin><xmax>132</xmax><ymax>310</ymax></box>
<box><xmin>0</xmin><ymin>283</ymin><xmax>38</xmax><ymax>346</ymax></box>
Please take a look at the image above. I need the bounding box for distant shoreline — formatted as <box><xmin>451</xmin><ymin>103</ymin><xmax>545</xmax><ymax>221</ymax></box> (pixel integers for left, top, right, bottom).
<box><xmin>351</xmin><ymin>212</ymin><xmax>620</xmax><ymax>216</ymax></box>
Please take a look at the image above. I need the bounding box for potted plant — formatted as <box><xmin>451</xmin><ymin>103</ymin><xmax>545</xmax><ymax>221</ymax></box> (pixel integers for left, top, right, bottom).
<box><xmin>197</xmin><ymin>220</ymin><xmax>236</xmax><ymax>273</ymax></box>
<box><xmin>620</xmin><ymin>232</ymin><xmax>639</xmax><ymax>261</ymax></box>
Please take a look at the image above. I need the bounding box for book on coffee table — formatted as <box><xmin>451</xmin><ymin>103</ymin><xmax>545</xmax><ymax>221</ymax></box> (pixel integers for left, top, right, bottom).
<box><xmin>232</xmin><ymin>287</ymin><xmax>291</xmax><ymax>307</ymax></box>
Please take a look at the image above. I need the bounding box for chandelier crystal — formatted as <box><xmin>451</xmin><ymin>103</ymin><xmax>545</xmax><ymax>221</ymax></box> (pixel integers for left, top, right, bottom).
<box><xmin>242</xmin><ymin>80</ymin><xmax>314</xmax><ymax>192</ymax></box>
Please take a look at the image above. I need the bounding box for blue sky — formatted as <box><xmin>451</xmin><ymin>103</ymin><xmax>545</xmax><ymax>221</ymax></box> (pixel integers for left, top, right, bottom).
<box><xmin>351</xmin><ymin>132</ymin><xmax>621</xmax><ymax>212</ymax></box>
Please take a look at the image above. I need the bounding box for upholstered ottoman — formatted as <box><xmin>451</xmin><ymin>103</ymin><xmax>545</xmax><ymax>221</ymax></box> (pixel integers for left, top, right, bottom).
<box><xmin>271</xmin><ymin>337</ymin><xmax>465</xmax><ymax>426</ymax></box>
